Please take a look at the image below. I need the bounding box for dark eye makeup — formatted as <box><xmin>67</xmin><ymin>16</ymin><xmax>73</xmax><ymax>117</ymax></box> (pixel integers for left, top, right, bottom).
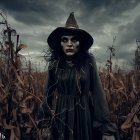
<box><xmin>71</xmin><ymin>37</ymin><xmax>78</xmax><ymax>42</ymax></box>
<box><xmin>61</xmin><ymin>37</ymin><xmax>68</xmax><ymax>43</ymax></box>
<box><xmin>61</xmin><ymin>36</ymin><xmax>79</xmax><ymax>43</ymax></box>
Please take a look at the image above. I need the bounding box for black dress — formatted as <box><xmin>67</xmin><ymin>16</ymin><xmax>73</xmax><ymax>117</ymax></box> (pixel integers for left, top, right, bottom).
<box><xmin>45</xmin><ymin>56</ymin><xmax>118</xmax><ymax>140</ymax></box>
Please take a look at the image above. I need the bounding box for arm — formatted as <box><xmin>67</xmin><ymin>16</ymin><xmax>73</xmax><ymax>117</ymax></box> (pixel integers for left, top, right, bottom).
<box><xmin>89</xmin><ymin>56</ymin><xmax>119</xmax><ymax>139</ymax></box>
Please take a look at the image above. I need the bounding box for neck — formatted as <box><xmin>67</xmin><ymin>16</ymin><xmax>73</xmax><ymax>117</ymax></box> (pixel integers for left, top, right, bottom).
<box><xmin>64</xmin><ymin>54</ymin><xmax>75</xmax><ymax>61</ymax></box>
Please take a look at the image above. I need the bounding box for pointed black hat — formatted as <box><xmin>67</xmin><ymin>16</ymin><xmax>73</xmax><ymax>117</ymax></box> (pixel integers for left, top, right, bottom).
<box><xmin>47</xmin><ymin>12</ymin><xmax>93</xmax><ymax>50</ymax></box>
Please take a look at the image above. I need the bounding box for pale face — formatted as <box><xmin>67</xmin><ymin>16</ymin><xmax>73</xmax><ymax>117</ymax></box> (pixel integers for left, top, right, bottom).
<box><xmin>61</xmin><ymin>35</ymin><xmax>80</xmax><ymax>56</ymax></box>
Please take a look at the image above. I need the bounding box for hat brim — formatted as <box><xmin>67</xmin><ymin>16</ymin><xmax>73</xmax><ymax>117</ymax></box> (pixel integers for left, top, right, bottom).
<box><xmin>47</xmin><ymin>27</ymin><xmax>94</xmax><ymax>50</ymax></box>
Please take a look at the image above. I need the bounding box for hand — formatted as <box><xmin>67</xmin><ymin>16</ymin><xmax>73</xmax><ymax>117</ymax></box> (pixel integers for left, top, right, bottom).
<box><xmin>0</xmin><ymin>132</ymin><xmax>5</xmax><ymax>140</ymax></box>
<box><xmin>102</xmin><ymin>135</ymin><xmax>115</xmax><ymax>140</ymax></box>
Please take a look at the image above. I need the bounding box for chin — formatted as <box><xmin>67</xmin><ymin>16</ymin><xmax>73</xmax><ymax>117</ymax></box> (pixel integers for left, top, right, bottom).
<box><xmin>65</xmin><ymin>53</ymin><xmax>75</xmax><ymax>56</ymax></box>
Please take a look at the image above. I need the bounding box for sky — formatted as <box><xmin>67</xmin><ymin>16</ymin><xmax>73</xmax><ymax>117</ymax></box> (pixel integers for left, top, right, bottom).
<box><xmin>0</xmin><ymin>0</ymin><xmax>140</xmax><ymax>71</ymax></box>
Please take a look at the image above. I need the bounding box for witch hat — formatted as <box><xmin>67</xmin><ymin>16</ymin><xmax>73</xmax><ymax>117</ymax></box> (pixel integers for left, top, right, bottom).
<box><xmin>47</xmin><ymin>12</ymin><xmax>93</xmax><ymax>50</ymax></box>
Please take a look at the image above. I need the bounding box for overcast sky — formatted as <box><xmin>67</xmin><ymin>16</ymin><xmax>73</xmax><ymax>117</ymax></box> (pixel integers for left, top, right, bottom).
<box><xmin>0</xmin><ymin>0</ymin><xmax>140</xmax><ymax>71</ymax></box>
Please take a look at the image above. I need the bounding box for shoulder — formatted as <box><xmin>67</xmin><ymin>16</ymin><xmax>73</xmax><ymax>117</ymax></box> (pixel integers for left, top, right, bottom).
<box><xmin>88</xmin><ymin>54</ymin><xmax>96</xmax><ymax>68</ymax></box>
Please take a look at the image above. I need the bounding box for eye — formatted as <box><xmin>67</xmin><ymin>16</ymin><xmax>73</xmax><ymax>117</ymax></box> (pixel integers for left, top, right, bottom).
<box><xmin>71</xmin><ymin>37</ymin><xmax>79</xmax><ymax>43</ymax></box>
<box><xmin>61</xmin><ymin>37</ymin><xmax>68</xmax><ymax>43</ymax></box>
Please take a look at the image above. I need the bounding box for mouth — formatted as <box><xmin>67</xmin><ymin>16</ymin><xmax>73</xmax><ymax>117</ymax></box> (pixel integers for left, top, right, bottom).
<box><xmin>66</xmin><ymin>49</ymin><xmax>74</xmax><ymax>52</ymax></box>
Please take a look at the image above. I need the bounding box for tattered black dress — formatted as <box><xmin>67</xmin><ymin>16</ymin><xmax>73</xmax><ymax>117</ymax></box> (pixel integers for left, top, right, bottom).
<box><xmin>46</xmin><ymin>56</ymin><xmax>118</xmax><ymax>140</ymax></box>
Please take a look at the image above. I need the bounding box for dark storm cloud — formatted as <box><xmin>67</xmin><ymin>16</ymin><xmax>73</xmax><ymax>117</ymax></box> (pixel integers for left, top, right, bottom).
<box><xmin>77</xmin><ymin>0</ymin><xmax>140</xmax><ymax>33</ymax></box>
<box><xmin>0</xmin><ymin>0</ymin><xmax>140</xmax><ymax>27</ymax></box>
<box><xmin>0</xmin><ymin>0</ymin><xmax>45</xmax><ymax>12</ymax></box>
<box><xmin>0</xmin><ymin>0</ymin><xmax>66</xmax><ymax>25</ymax></box>
<box><xmin>79</xmin><ymin>0</ymin><xmax>140</xmax><ymax>16</ymax></box>
<box><xmin>118</xmin><ymin>14</ymin><xmax>140</xmax><ymax>45</ymax></box>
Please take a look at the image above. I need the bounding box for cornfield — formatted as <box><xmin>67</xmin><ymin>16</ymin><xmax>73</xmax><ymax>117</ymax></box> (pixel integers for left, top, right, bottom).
<box><xmin>100</xmin><ymin>68</ymin><xmax>140</xmax><ymax>140</ymax></box>
<box><xmin>0</xmin><ymin>12</ymin><xmax>140</xmax><ymax>140</ymax></box>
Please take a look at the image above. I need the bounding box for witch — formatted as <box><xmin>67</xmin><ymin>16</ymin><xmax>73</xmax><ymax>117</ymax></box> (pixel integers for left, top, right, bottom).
<box><xmin>44</xmin><ymin>12</ymin><xmax>119</xmax><ymax>140</ymax></box>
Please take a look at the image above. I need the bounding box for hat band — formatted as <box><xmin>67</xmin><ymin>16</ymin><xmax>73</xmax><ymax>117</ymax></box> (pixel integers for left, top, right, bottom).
<box><xmin>66</xmin><ymin>26</ymin><xmax>78</xmax><ymax>29</ymax></box>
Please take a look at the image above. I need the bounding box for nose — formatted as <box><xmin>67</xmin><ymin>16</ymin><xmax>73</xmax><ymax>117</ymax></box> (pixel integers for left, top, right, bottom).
<box><xmin>67</xmin><ymin>40</ymin><xmax>73</xmax><ymax>47</ymax></box>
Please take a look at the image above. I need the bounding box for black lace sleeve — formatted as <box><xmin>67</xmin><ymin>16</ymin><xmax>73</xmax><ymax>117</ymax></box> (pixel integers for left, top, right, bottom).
<box><xmin>89</xmin><ymin>56</ymin><xmax>119</xmax><ymax>139</ymax></box>
<box><xmin>89</xmin><ymin>56</ymin><xmax>110</xmax><ymax>122</ymax></box>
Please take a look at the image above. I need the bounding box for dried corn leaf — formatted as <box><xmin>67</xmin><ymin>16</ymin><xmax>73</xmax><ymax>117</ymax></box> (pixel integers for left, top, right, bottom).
<box><xmin>10</xmin><ymin>129</ymin><xmax>15</xmax><ymax>140</ymax></box>
<box><xmin>133</xmin><ymin>115</ymin><xmax>140</xmax><ymax>124</ymax></box>
<box><xmin>132</xmin><ymin>127</ymin><xmax>140</xmax><ymax>140</ymax></box>
<box><xmin>121</xmin><ymin>101</ymin><xmax>140</xmax><ymax>130</ymax></box>
<box><xmin>3</xmin><ymin>119</ymin><xmax>15</xmax><ymax>129</ymax></box>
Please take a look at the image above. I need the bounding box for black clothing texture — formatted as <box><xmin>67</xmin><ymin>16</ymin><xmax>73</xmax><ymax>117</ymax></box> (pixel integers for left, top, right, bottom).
<box><xmin>45</xmin><ymin>56</ymin><xmax>119</xmax><ymax>140</ymax></box>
